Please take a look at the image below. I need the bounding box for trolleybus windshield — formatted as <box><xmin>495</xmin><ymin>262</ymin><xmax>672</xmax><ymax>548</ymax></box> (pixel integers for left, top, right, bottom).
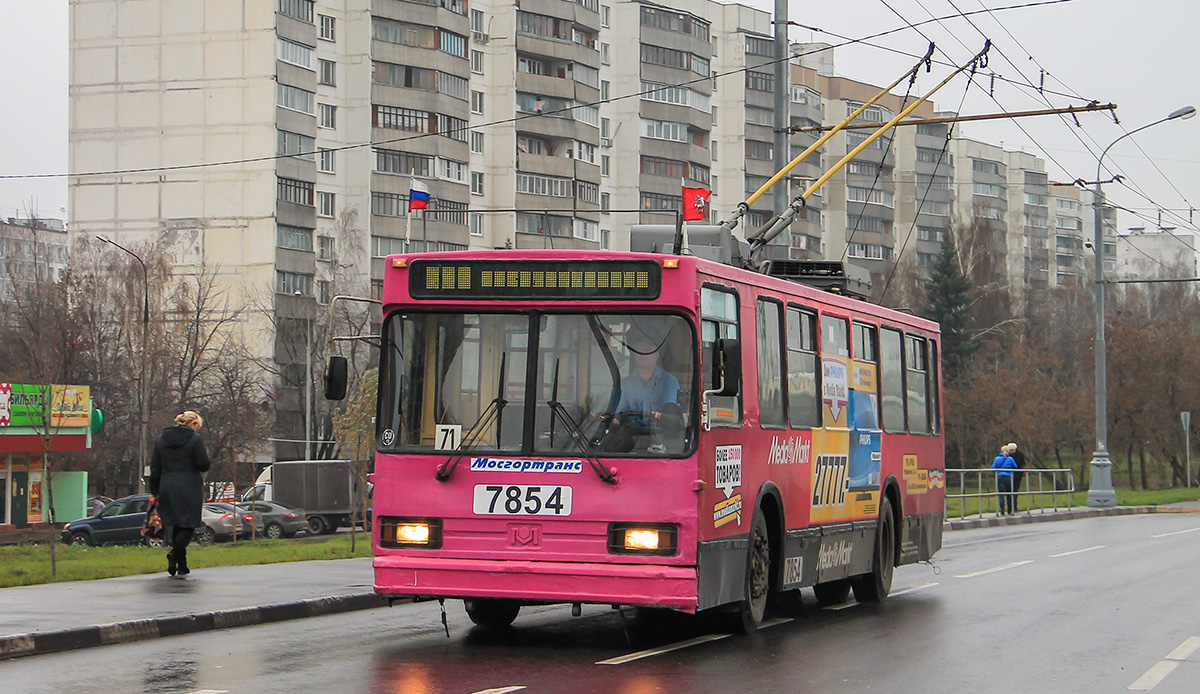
<box><xmin>378</xmin><ymin>311</ymin><xmax>697</xmax><ymax>457</ymax></box>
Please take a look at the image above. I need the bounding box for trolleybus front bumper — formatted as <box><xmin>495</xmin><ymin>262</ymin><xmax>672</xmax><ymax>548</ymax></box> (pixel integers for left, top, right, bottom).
<box><xmin>374</xmin><ymin>555</ymin><xmax>698</xmax><ymax>610</ymax></box>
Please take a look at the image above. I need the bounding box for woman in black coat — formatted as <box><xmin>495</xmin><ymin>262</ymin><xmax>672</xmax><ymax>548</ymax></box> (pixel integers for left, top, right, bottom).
<box><xmin>149</xmin><ymin>410</ymin><xmax>212</xmax><ymax>576</ymax></box>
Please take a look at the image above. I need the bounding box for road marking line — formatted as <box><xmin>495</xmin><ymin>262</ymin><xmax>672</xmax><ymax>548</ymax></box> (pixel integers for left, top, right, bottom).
<box><xmin>187</xmin><ymin>690</ymin><xmax>229</xmax><ymax>694</ymax></box>
<box><xmin>761</xmin><ymin>617</ymin><xmax>793</xmax><ymax>628</ymax></box>
<box><xmin>1128</xmin><ymin>661</ymin><xmax>1180</xmax><ymax>691</ymax></box>
<box><xmin>469</xmin><ymin>687</ymin><xmax>526</xmax><ymax>694</ymax></box>
<box><xmin>825</xmin><ymin>601</ymin><xmax>859</xmax><ymax>611</ymax></box>
<box><xmin>954</xmin><ymin>560</ymin><xmax>1034</xmax><ymax>579</ymax></box>
<box><xmin>1049</xmin><ymin>545</ymin><xmax>1105</xmax><ymax>558</ymax></box>
<box><xmin>1165</xmin><ymin>636</ymin><xmax>1200</xmax><ymax>661</ymax></box>
<box><xmin>596</xmin><ymin>634</ymin><xmax>730</xmax><ymax>665</ymax></box>
<box><xmin>891</xmin><ymin>582</ymin><xmax>939</xmax><ymax>597</ymax></box>
<box><xmin>1151</xmin><ymin>527</ymin><xmax>1200</xmax><ymax>538</ymax></box>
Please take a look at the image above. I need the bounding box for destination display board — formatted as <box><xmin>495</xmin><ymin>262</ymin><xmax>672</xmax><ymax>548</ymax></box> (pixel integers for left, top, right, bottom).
<box><xmin>408</xmin><ymin>260</ymin><xmax>662</xmax><ymax>300</ymax></box>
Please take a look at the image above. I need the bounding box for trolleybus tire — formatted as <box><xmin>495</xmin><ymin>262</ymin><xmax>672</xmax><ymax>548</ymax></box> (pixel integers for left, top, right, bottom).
<box><xmin>852</xmin><ymin>496</ymin><xmax>896</xmax><ymax>603</ymax></box>
<box><xmin>464</xmin><ymin>598</ymin><xmax>521</xmax><ymax>627</ymax></box>
<box><xmin>735</xmin><ymin>513</ymin><xmax>771</xmax><ymax>633</ymax></box>
<box><xmin>306</xmin><ymin>516</ymin><xmax>328</xmax><ymax>536</ymax></box>
<box><xmin>813</xmin><ymin>579</ymin><xmax>852</xmax><ymax>607</ymax></box>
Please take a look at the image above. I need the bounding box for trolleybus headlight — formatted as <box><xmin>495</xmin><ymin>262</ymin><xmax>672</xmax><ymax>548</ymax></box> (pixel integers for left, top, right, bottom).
<box><xmin>608</xmin><ymin>523</ymin><xmax>677</xmax><ymax>556</ymax></box>
<box><xmin>380</xmin><ymin>517</ymin><xmax>442</xmax><ymax>548</ymax></box>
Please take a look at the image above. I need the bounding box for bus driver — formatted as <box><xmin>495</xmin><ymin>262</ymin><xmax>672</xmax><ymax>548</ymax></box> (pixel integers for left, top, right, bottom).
<box><xmin>600</xmin><ymin>333</ymin><xmax>684</xmax><ymax>452</ymax></box>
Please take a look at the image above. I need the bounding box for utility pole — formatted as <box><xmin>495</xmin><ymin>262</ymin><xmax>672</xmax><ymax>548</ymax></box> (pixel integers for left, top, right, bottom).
<box><xmin>772</xmin><ymin>0</ymin><xmax>789</xmax><ymax>226</ymax></box>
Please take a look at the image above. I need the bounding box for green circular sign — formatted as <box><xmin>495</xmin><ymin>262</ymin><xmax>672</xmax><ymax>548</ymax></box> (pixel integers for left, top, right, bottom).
<box><xmin>90</xmin><ymin>408</ymin><xmax>105</xmax><ymax>434</ymax></box>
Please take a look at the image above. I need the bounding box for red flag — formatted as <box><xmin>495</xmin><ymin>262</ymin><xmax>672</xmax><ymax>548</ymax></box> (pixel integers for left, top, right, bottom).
<box><xmin>682</xmin><ymin>186</ymin><xmax>712</xmax><ymax>221</ymax></box>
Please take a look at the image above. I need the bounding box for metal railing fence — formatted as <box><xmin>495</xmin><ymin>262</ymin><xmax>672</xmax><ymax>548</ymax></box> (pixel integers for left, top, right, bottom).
<box><xmin>945</xmin><ymin>468</ymin><xmax>1076</xmax><ymax>519</ymax></box>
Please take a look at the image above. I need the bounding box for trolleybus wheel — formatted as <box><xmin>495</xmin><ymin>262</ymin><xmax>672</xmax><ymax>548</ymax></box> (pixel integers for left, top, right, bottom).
<box><xmin>464</xmin><ymin>598</ymin><xmax>521</xmax><ymax>627</ymax></box>
<box><xmin>306</xmin><ymin>516</ymin><xmax>327</xmax><ymax>536</ymax></box>
<box><xmin>852</xmin><ymin>496</ymin><xmax>895</xmax><ymax>603</ymax></box>
<box><xmin>736</xmin><ymin>513</ymin><xmax>771</xmax><ymax>633</ymax></box>
<box><xmin>813</xmin><ymin>579</ymin><xmax>852</xmax><ymax>607</ymax></box>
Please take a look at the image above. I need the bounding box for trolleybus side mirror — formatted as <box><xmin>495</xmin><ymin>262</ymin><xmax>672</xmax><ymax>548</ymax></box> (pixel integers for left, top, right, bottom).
<box><xmin>325</xmin><ymin>355</ymin><xmax>348</xmax><ymax>400</ymax></box>
<box><xmin>712</xmin><ymin>338</ymin><xmax>741</xmax><ymax>397</ymax></box>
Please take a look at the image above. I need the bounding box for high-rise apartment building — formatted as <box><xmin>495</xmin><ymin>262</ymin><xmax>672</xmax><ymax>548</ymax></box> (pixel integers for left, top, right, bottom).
<box><xmin>469</xmin><ymin>0</ymin><xmax>604</xmax><ymax>250</ymax></box>
<box><xmin>0</xmin><ymin>217</ymin><xmax>69</xmax><ymax>302</ymax></box>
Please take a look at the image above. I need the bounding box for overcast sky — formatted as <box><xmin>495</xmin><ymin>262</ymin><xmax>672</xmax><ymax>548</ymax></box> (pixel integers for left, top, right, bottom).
<box><xmin>2</xmin><ymin>0</ymin><xmax>1197</xmax><ymax>237</ymax></box>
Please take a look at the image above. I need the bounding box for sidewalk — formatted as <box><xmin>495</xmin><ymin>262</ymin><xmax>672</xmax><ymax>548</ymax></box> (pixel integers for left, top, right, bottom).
<box><xmin>943</xmin><ymin>500</ymin><xmax>1200</xmax><ymax>530</ymax></box>
<box><xmin>2</xmin><ymin>503</ymin><xmax>1198</xmax><ymax>661</ymax></box>
<box><xmin>0</xmin><ymin>557</ymin><xmax>387</xmax><ymax>660</ymax></box>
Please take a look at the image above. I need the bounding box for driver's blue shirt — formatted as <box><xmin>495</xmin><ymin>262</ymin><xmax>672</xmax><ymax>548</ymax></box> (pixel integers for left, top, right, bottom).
<box><xmin>617</xmin><ymin>366</ymin><xmax>679</xmax><ymax>414</ymax></box>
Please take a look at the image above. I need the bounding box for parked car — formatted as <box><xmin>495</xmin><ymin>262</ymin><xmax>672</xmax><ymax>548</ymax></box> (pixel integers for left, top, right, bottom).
<box><xmin>206</xmin><ymin>502</ymin><xmax>264</xmax><ymax>538</ymax></box>
<box><xmin>62</xmin><ymin>494</ymin><xmax>163</xmax><ymax>548</ymax></box>
<box><xmin>236</xmin><ymin>501</ymin><xmax>306</xmax><ymax>539</ymax></box>
<box><xmin>86</xmin><ymin>495</ymin><xmax>113</xmax><ymax>517</ymax></box>
<box><xmin>200</xmin><ymin>504</ymin><xmax>240</xmax><ymax>544</ymax></box>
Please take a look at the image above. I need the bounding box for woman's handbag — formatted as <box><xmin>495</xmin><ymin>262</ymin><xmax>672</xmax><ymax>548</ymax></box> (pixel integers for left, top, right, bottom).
<box><xmin>142</xmin><ymin>496</ymin><xmax>164</xmax><ymax>540</ymax></box>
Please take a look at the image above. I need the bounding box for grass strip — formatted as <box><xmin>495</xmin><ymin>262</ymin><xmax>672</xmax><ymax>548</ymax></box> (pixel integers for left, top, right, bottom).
<box><xmin>0</xmin><ymin>534</ymin><xmax>373</xmax><ymax>588</ymax></box>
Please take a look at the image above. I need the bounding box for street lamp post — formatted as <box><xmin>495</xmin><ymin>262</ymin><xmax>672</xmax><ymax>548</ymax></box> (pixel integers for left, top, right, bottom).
<box><xmin>1087</xmin><ymin>105</ymin><xmax>1195</xmax><ymax>507</ymax></box>
<box><xmin>99</xmin><ymin>237</ymin><xmax>150</xmax><ymax>492</ymax></box>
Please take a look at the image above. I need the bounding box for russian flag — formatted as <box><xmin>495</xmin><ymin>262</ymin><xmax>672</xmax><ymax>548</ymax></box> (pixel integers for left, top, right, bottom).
<box><xmin>409</xmin><ymin>178</ymin><xmax>431</xmax><ymax>211</ymax></box>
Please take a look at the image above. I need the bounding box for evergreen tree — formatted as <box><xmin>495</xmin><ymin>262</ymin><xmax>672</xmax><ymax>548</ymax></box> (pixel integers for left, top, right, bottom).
<box><xmin>923</xmin><ymin>234</ymin><xmax>974</xmax><ymax>381</ymax></box>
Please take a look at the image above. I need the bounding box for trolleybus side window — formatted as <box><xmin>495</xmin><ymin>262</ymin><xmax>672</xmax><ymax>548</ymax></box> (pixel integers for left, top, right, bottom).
<box><xmin>701</xmin><ymin>285</ymin><xmax>741</xmax><ymax>427</ymax></box>
<box><xmin>852</xmin><ymin>322</ymin><xmax>880</xmax><ymax>430</ymax></box>
<box><xmin>786</xmin><ymin>306</ymin><xmax>821</xmax><ymax>429</ymax></box>
<box><xmin>929</xmin><ymin>338</ymin><xmax>941</xmax><ymax>434</ymax></box>
<box><xmin>819</xmin><ymin>314</ymin><xmax>850</xmax><ymax>427</ymax></box>
<box><xmin>756</xmin><ymin>298</ymin><xmax>785</xmax><ymax>429</ymax></box>
<box><xmin>906</xmin><ymin>334</ymin><xmax>930</xmax><ymax>434</ymax></box>
<box><xmin>879</xmin><ymin>327</ymin><xmax>906</xmax><ymax>433</ymax></box>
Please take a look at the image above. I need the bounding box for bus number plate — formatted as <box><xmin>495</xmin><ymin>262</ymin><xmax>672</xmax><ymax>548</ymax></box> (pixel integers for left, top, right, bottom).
<box><xmin>473</xmin><ymin>485</ymin><xmax>573</xmax><ymax>516</ymax></box>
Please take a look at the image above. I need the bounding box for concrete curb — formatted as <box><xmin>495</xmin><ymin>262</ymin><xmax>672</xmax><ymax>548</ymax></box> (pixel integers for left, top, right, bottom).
<box><xmin>0</xmin><ymin>592</ymin><xmax>389</xmax><ymax>661</ymax></box>
<box><xmin>943</xmin><ymin>504</ymin><xmax>1200</xmax><ymax>531</ymax></box>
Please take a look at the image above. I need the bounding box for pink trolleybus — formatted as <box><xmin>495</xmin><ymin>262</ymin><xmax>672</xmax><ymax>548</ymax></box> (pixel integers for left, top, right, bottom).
<box><xmin>334</xmin><ymin>249</ymin><xmax>943</xmax><ymax>631</ymax></box>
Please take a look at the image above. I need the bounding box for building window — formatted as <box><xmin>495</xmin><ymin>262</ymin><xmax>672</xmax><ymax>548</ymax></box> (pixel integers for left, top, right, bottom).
<box><xmin>471</xmin><ymin>9</ymin><xmax>484</xmax><ymax>32</ymax></box>
<box><xmin>972</xmin><ymin>158</ymin><xmax>1002</xmax><ymax>175</ymax></box>
<box><xmin>278</xmin><ymin>0</ymin><xmax>314</xmax><ymax>24</ymax></box>
<box><xmin>600</xmin><ymin>229</ymin><xmax>610</xmax><ymax>249</ymax></box>
<box><xmin>601</xmin><ymin>155</ymin><xmax>610</xmax><ymax>177</ymax></box>
<box><xmin>277</xmin><ymin>38</ymin><xmax>315</xmax><ymax>69</ymax></box>
<box><xmin>471</xmin><ymin>171</ymin><xmax>485</xmax><ymax>195</ymax></box>
<box><xmin>276</xmin><ymin>270</ymin><xmax>313</xmax><ymax>296</ymax></box>
<box><xmin>278</xmin><ymin>85</ymin><xmax>315</xmax><ymax>115</ymax></box>
<box><xmin>470</xmin><ymin>131</ymin><xmax>484</xmax><ymax>154</ymax></box>
<box><xmin>470</xmin><ymin>90</ymin><xmax>484</xmax><ymax>114</ymax></box>
<box><xmin>600</xmin><ymin>192</ymin><xmax>610</xmax><ymax>211</ymax></box>
<box><xmin>372</xmin><ymin>235</ymin><xmax>408</xmax><ymax>257</ymax></box>
<box><xmin>317</xmin><ymin>191</ymin><xmax>335</xmax><ymax>217</ymax></box>
<box><xmin>372</xmin><ymin>191</ymin><xmax>408</xmax><ymax>218</ymax></box>
<box><xmin>375</xmin><ymin>149</ymin><xmax>432</xmax><ymax>176</ymax></box>
<box><xmin>277</xmin><ymin>130</ymin><xmax>315</xmax><ymax>160</ymax></box>
<box><xmin>277</xmin><ymin>177</ymin><xmax>314</xmax><ymax>206</ymax></box>
<box><xmin>745</xmin><ymin>140</ymin><xmax>773</xmax><ymax>161</ymax></box>
<box><xmin>746</xmin><ymin>71</ymin><xmax>774</xmax><ymax>92</ymax></box>
<box><xmin>319</xmin><ymin>148</ymin><xmax>335</xmax><ymax>173</ymax></box>
<box><xmin>600</xmin><ymin>4</ymin><xmax>610</xmax><ymax>26</ymax></box>
<box><xmin>318</xmin><ymin>280</ymin><xmax>333</xmax><ymax>305</ymax></box>
<box><xmin>319</xmin><ymin>103</ymin><xmax>336</xmax><ymax>129</ymax></box>
<box><xmin>319</xmin><ymin>14</ymin><xmax>335</xmax><ymax>40</ymax></box>
<box><xmin>973</xmin><ymin>182</ymin><xmax>1003</xmax><ymax>197</ymax></box>
<box><xmin>471</xmin><ymin>50</ymin><xmax>484</xmax><ymax>73</ymax></box>
<box><xmin>276</xmin><ymin>224</ymin><xmax>313</xmax><ymax>251</ymax></box>
<box><xmin>319</xmin><ymin>59</ymin><xmax>336</xmax><ymax>86</ymax></box>
<box><xmin>469</xmin><ymin>212</ymin><xmax>483</xmax><ymax>237</ymax></box>
<box><xmin>600</xmin><ymin>42</ymin><xmax>610</xmax><ymax>64</ymax></box>
<box><xmin>318</xmin><ymin>235</ymin><xmax>335</xmax><ymax>260</ymax></box>
<box><xmin>437</xmin><ymin>157</ymin><xmax>468</xmax><ymax>183</ymax></box>
<box><xmin>847</xmin><ymin>187</ymin><xmax>894</xmax><ymax>208</ymax></box>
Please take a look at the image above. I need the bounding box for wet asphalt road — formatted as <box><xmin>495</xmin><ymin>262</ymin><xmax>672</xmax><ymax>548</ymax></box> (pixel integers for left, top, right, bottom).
<box><xmin>4</xmin><ymin>513</ymin><xmax>1200</xmax><ymax>694</ymax></box>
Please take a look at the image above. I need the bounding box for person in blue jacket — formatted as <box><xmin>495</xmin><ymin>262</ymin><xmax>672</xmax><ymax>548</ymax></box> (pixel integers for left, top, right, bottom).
<box><xmin>991</xmin><ymin>446</ymin><xmax>1018</xmax><ymax>515</ymax></box>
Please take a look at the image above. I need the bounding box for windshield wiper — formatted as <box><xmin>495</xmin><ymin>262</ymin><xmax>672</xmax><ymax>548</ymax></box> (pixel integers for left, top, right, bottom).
<box><xmin>546</xmin><ymin>358</ymin><xmax>617</xmax><ymax>485</ymax></box>
<box><xmin>436</xmin><ymin>353</ymin><xmax>508</xmax><ymax>482</ymax></box>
